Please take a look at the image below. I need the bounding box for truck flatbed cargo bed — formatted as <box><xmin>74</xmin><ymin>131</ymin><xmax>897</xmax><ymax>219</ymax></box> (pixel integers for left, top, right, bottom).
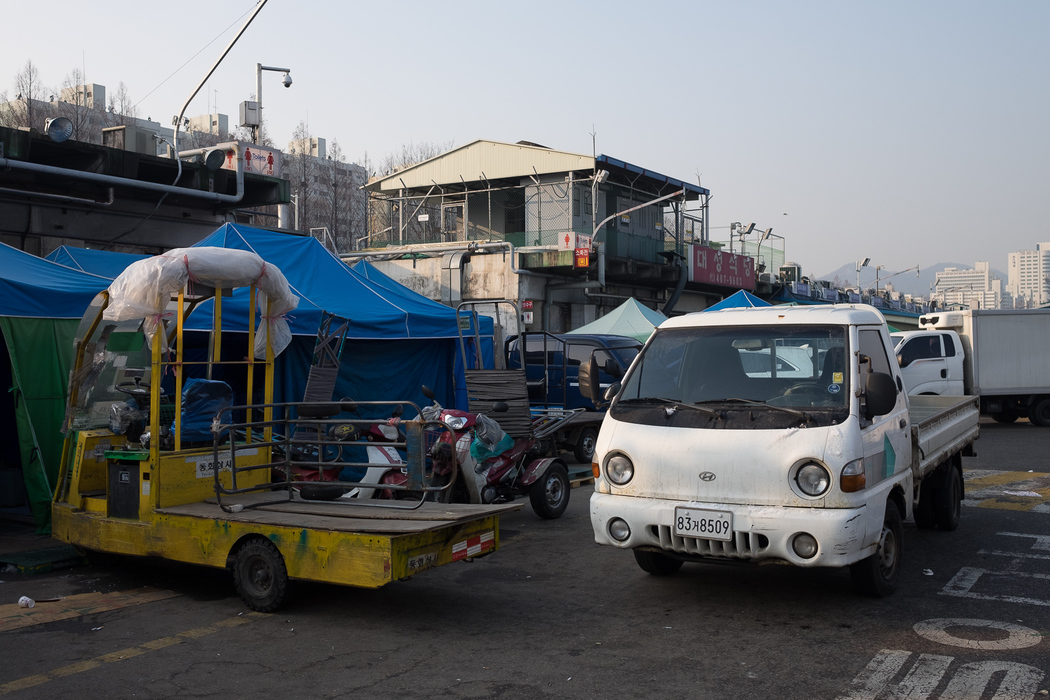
<box><xmin>908</xmin><ymin>394</ymin><xmax>980</xmax><ymax>476</ymax></box>
<box><xmin>157</xmin><ymin>494</ymin><xmax>522</xmax><ymax>534</ymax></box>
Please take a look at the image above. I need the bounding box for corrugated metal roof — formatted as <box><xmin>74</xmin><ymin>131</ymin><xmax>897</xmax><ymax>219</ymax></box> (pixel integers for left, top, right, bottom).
<box><xmin>596</xmin><ymin>154</ymin><xmax>710</xmax><ymax>197</ymax></box>
<box><xmin>366</xmin><ymin>139</ymin><xmax>594</xmax><ymax>193</ymax></box>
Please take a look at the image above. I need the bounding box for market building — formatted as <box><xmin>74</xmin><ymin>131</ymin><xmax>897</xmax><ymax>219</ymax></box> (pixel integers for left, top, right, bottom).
<box><xmin>351</xmin><ymin>139</ymin><xmax>762</xmax><ymax>334</ymax></box>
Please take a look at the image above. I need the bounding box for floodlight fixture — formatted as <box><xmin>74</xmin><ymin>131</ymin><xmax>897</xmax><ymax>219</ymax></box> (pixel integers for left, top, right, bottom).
<box><xmin>44</xmin><ymin>117</ymin><xmax>74</xmax><ymax>143</ymax></box>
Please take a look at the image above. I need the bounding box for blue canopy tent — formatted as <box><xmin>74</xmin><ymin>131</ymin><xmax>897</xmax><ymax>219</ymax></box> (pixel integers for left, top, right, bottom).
<box><xmin>187</xmin><ymin>224</ymin><xmax>492</xmax><ymax>415</ymax></box>
<box><xmin>0</xmin><ymin>242</ymin><xmax>112</xmax><ymax>530</ymax></box>
<box><xmin>351</xmin><ymin>259</ymin><xmax>495</xmax><ymax>400</ymax></box>
<box><xmin>704</xmin><ymin>289</ymin><xmax>772</xmax><ymax>311</ymax></box>
<box><xmin>45</xmin><ymin>246</ymin><xmax>148</xmax><ymax>278</ymax></box>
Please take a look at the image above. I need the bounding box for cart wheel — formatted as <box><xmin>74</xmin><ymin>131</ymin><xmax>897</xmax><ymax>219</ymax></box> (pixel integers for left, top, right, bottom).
<box><xmin>573</xmin><ymin>427</ymin><xmax>598</xmax><ymax>464</ymax></box>
<box><xmin>232</xmin><ymin>538</ymin><xmax>290</xmax><ymax>612</ymax></box>
<box><xmin>529</xmin><ymin>463</ymin><xmax>570</xmax><ymax>519</ymax></box>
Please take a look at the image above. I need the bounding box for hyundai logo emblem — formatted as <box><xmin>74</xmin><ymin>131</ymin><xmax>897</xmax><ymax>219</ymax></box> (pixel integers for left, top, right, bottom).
<box><xmin>698</xmin><ymin>471</ymin><xmax>716</xmax><ymax>482</ymax></box>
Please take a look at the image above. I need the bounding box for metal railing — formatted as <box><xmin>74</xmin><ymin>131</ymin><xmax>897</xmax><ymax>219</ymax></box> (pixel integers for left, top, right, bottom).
<box><xmin>209</xmin><ymin>400</ymin><xmax>459</xmax><ymax>512</ymax></box>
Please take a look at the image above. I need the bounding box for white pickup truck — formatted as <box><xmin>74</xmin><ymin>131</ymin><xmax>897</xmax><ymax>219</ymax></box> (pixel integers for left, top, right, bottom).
<box><xmin>578</xmin><ymin>304</ymin><xmax>979</xmax><ymax>596</ymax></box>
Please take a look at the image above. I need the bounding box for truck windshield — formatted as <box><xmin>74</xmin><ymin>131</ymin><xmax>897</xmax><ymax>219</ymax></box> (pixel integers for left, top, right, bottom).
<box><xmin>614</xmin><ymin>324</ymin><xmax>849</xmax><ymax>426</ymax></box>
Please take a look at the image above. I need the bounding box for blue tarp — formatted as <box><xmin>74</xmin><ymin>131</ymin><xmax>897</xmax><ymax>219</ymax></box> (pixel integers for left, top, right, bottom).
<box><xmin>0</xmin><ymin>241</ymin><xmax>111</xmax><ymax>318</ymax></box>
<box><xmin>190</xmin><ymin>225</ymin><xmax>485</xmax><ymax>341</ymax></box>
<box><xmin>705</xmin><ymin>289</ymin><xmax>772</xmax><ymax>311</ymax></box>
<box><xmin>44</xmin><ymin>246</ymin><xmax>148</xmax><ymax>280</ymax></box>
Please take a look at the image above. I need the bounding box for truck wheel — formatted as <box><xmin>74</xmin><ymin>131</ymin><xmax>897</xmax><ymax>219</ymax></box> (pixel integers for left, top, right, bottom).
<box><xmin>529</xmin><ymin>463</ymin><xmax>570</xmax><ymax>519</ymax></box>
<box><xmin>913</xmin><ymin>484</ymin><xmax>936</xmax><ymax>529</ymax></box>
<box><xmin>1028</xmin><ymin>398</ymin><xmax>1050</xmax><ymax>427</ymax></box>
<box><xmin>849</xmin><ymin>500</ymin><xmax>902</xmax><ymax>597</ymax></box>
<box><xmin>634</xmin><ymin>550</ymin><xmax>684</xmax><ymax>576</ymax></box>
<box><xmin>992</xmin><ymin>411</ymin><xmax>1018</xmax><ymax>424</ymax></box>
<box><xmin>933</xmin><ymin>465</ymin><xmax>962</xmax><ymax>531</ymax></box>
<box><xmin>232</xmin><ymin>538</ymin><xmax>290</xmax><ymax>612</ymax></box>
<box><xmin>573</xmin><ymin>427</ymin><xmax>598</xmax><ymax>463</ymax></box>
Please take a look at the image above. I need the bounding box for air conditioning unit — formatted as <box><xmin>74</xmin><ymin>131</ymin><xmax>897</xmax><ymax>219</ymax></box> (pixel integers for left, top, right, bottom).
<box><xmin>102</xmin><ymin>125</ymin><xmax>160</xmax><ymax>156</ymax></box>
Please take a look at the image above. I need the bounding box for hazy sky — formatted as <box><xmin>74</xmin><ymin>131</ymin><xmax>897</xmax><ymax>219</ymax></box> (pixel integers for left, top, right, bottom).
<box><xmin>5</xmin><ymin>0</ymin><xmax>1048</xmax><ymax>277</ymax></box>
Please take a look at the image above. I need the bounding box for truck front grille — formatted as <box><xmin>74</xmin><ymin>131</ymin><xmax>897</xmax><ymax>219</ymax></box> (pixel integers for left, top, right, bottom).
<box><xmin>650</xmin><ymin>525</ymin><xmax>770</xmax><ymax>560</ymax></box>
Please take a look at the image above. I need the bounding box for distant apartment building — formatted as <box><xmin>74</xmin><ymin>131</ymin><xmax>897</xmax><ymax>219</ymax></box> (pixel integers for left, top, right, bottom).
<box><xmin>187</xmin><ymin>112</ymin><xmax>229</xmax><ymax>137</ymax></box>
<box><xmin>933</xmin><ymin>262</ymin><xmax>1003</xmax><ymax>309</ymax></box>
<box><xmin>59</xmin><ymin>83</ymin><xmax>105</xmax><ymax>109</ymax></box>
<box><xmin>1007</xmin><ymin>242</ymin><xmax>1050</xmax><ymax>308</ymax></box>
<box><xmin>288</xmin><ymin>137</ymin><xmax>326</xmax><ymax>159</ymax></box>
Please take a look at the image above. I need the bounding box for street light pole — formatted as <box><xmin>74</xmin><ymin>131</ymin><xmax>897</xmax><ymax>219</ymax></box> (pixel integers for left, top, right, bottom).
<box><xmin>253</xmin><ymin>63</ymin><xmax>293</xmax><ymax>143</ymax></box>
<box><xmin>856</xmin><ymin>257</ymin><xmax>871</xmax><ymax>289</ymax></box>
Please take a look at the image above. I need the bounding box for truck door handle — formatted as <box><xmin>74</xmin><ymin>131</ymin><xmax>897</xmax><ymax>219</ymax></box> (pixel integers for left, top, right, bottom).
<box><xmin>899</xmin><ymin>418</ymin><xmax>907</xmax><ymax>429</ymax></box>
<box><xmin>941</xmin><ymin>369</ymin><xmax>947</xmax><ymax>378</ymax></box>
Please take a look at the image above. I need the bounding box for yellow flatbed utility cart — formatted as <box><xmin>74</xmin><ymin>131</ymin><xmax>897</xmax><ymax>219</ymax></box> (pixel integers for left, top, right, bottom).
<box><xmin>52</xmin><ymin>247</ymin><xmax>519</xmax><ymax>611</ymax></box>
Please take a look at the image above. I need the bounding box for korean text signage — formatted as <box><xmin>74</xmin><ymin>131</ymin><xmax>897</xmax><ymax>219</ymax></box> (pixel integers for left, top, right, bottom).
<box><xmin>574</xmin><ymin>247</ymin><xmax>590</xmax><ymax>269</ymax></box>
<box><xmin>689</xmin><ymin>244</ymin><xmax>755</xmax><ymax>290</ymax></box>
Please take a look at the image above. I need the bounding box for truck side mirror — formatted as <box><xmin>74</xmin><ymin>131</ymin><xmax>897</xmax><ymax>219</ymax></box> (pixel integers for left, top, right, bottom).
<box><xmin>578</xmin><ymin>357</ymin><xmax>601</xmax><ymax>405</ymax></box>
<box><xmin>864</xmin><ymin>371</ymin><xmax>898</xmax><ymax>419</ymax></box>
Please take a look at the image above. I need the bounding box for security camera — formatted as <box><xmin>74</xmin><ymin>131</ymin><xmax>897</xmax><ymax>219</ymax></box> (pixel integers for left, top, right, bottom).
<box><xmin>282</xmin><ymin>73</ymin><xmax>293</xmax><ymax>88</ymax></box>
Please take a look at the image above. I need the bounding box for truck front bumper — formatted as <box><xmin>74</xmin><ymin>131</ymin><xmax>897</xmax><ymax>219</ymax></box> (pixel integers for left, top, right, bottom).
<box><xmin>590</xmin><ymin>492</ymin><xmax>874</xmax><ymax>568</ymax></box>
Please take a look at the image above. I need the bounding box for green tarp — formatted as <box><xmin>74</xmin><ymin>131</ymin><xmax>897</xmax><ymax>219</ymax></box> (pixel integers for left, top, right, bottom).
<box><xmin>0</xmin><ymin>318</ymin><xmax>78</xmax><ymax>532</ymax></box>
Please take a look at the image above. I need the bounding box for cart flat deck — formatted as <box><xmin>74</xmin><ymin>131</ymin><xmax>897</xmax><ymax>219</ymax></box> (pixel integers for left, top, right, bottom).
<box><xmin>154</xmin><ymin>492</ymin><xmax>522</xmax><ymax>535</ymax></box>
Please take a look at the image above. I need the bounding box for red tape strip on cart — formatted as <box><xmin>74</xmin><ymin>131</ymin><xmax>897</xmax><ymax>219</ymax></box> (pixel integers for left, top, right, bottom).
<box><xmin>452</xmin><ymin>531</ymin><xmax>495</xmax><ymax>561</ymax></box>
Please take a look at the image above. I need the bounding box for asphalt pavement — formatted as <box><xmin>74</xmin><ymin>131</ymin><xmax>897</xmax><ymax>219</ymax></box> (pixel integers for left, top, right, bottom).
<box><xmin>1</xmin><ymin>417</ymin><xmax>1048</xmax><ymax>699</ymax></box>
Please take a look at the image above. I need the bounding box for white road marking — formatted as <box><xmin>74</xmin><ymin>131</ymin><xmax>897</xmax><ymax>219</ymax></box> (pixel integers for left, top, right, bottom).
<box><xmin>940</xmin><ymin>567</ymin><xmax>1050</xmax><ymax>607</ymax></box>
<box><xmin>939</xmin><ymin>661</ymin><xmax>1044</xmax><ymax>700</ymax></box>
<box><xmin>837</xmin><ymin>650</ymin><xmax>1045</xmax><ymax>700</ymax></box>
<box><xmin>913</xmin><ymin>619</ymin><xmax>1043</xmax><ymax>651</ymax></box>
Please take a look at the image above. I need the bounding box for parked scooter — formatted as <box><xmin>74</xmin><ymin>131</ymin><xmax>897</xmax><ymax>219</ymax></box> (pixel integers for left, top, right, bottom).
<box><xmin>292</xmin><ymin>402</ymin><xmax>408</xmax><ymax>501</ymax></box>
<box><xmin>417</xmin><ymin>386</ymin><xmax>571</xmax><ymax>519</ymax></box>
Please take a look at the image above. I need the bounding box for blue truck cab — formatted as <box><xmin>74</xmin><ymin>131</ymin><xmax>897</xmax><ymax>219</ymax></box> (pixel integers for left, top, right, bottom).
<box><xmin>504</xmin><ymin>332</ymin><xmax>641</xmax><ymax>463</ymax></box>
<box><xmin>506</xmin><ymin>332</ymin><xmax>643</xmax><ymax>410</ymax></box>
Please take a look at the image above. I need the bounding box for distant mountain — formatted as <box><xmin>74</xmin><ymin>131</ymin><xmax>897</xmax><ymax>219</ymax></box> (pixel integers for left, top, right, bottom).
<box><xmin>809</xmin><ymin>263</ymin><xmax>1008</xmax><ymax>299</ymax></box>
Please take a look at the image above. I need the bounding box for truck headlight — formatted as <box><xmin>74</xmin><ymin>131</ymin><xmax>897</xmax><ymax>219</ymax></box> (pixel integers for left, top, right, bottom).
<box><xmin>606</xmin><ymin>454</ymin><xmax>634</xmax><ymax>485</ymax></box>
<box><xmin>795</xmin><ymin>462</ymin><xmax>830</xmax><ymax>497</ymax></box>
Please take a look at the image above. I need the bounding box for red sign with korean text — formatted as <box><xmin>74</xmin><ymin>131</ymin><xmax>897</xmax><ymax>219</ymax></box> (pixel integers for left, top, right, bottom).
<box><xmin>574</xmin><ymin>248</ymin><xmax>590</xmax><ymax>269</ymax></box>
<box><xmin>688</xmin><ymin>245</ymin><xmax>755</xmax><ymax>290</ymax></box>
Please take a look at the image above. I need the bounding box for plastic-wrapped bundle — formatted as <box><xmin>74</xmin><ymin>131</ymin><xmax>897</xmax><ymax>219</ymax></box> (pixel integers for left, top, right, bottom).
<box><xmin>470</xmin><ymin>413</ymin><xmax>513</xmax><ymax>464</ymax></box>
<box><xmin>103</xmin><ymin>247</ymin><xmax>299</xmax><ymax>358</ymax></box>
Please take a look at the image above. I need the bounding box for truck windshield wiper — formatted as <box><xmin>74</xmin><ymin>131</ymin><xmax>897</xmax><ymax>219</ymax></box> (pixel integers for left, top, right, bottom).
<box><xmin>698</xmin><ymin>397</ymin><xmax>814</xmax><ymax>423</ymax></box>
<box><xmin>618</xmin><ymin>397</ymin><xmax>721</xmax><ymax>417</ymax></box>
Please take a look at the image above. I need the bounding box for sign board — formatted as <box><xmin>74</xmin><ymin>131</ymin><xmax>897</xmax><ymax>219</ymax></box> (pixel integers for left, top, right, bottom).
<box><xmin>574</xmin><ymin>247</ymin><xmax>590</xmax><ymax>269</ymax></box>
<box><xmin>522</xmin><ymin>311</ymin><xmax>534</xmax><ymax>324</ymax></box>
<box><xmin>688</xmin><ymin>244</ymin><xmax>755</xmax><ymax>290</ymax></box>
<box><xmin>521</xmin><ymin>299</ymin><xmax>533</xmax><ymax>310</ymax></box>
<box><xmin>418</xmin><ymin>214</ymin><xmax>430</xmax><ymax>222</ymax></box>
<box><xmin>559</xmin><ymin>232</ymin><xmax>594</xmax><ymax>252</ymax></box>
<box><xmin>221</xmin><ymin>141</ymin><xmax>281</xmax><ymax>178</ymax></box>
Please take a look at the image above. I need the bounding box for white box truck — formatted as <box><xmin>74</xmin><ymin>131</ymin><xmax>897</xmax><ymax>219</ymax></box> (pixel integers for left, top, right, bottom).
<box><xmin>892</xmin><ymin>308</ymin><xmax>1050</xmax><ymax>426</ymax></box>
<box><xmin>578</xmin><ymin>305</ymin><xmax>979</xmax><ymax>597</ymax></box>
